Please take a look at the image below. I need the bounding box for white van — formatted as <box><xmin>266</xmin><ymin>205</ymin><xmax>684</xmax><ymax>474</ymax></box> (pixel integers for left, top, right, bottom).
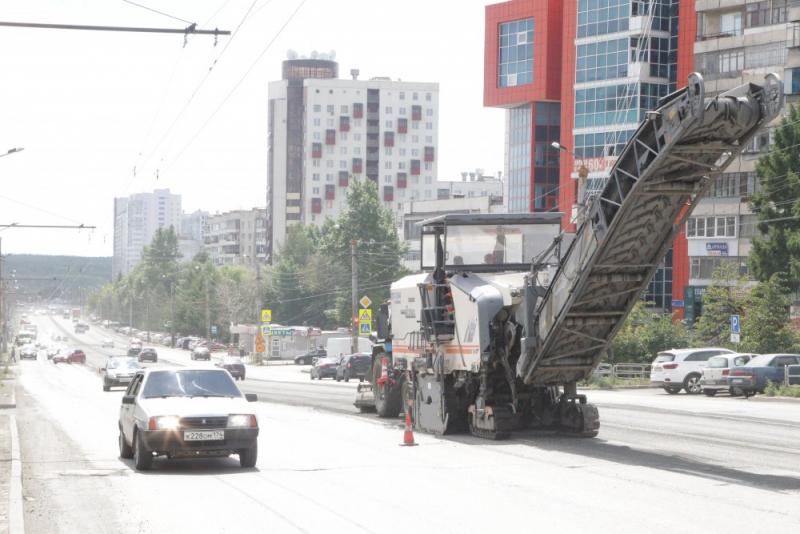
<box><xmin>325</xmin><ymin>337</ymin><xmax>373</xmax><ymax>360</ymax></box>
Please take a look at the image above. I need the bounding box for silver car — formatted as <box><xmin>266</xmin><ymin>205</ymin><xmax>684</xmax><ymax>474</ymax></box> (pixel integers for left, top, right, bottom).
<box><xmin>700</xmin><ymin>353</ymin><xmax>756</xmax><ymax>396</ymax></box>
<box><xmin>118</xmin><ymin>368</ymin><xmax>259</xmax><ymax>470</ymax></box>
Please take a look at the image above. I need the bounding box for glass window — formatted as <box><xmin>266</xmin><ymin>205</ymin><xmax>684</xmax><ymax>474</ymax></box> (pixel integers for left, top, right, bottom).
<box><xmin>498</xmin><ymin>18</ymin><xmax>534</xmax><ymax>87</ymax></box>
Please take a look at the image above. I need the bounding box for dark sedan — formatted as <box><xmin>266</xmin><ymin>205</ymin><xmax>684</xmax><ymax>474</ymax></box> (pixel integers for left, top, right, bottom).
<box><xmin>335</xmin><ymin>353</ymin><xmax>371</xmax><ymax>382</ymax></box>
<box><xmin>216</xmin><ymin>356</ymin><xmax>246</xmax><ymax>380</ymax></box>
<box><xmin>295</xmin><ymin>348</ymin><xmax>326</xmax><ymax>365</ymax></box>
<box><xmin>310</xmin><ymin>356</ymin><xmax>339</xmax><ymax>380</ymax></box>
<box><xmin>191</xmin><ymin>347</ymin><xmax>211</xmax><ymax>361</ymax></box>
<box><xmin>138</xmin><ymin>348</ymin><xmax>158</xmax><ymax>363</ymax></box>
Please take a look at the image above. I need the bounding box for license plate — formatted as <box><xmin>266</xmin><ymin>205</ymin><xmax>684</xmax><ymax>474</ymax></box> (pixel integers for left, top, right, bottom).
<box><xmin>731</xmin><ymin>378</ymin><xmax>744</xmax><ymax>384</ymax></box>
<box><xmin>184</xmin><ymin>430</ymin><xmax>224</xmax><ymax>441</ymax></box>
<box><xmin>118</xmin><ymin>377</ymin><xmax>132</xmax><ymax>383</ymax></box>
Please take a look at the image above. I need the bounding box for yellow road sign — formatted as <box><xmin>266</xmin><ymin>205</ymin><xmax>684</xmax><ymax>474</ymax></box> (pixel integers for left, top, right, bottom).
<box><xmin>358</xmin><ymin>309</ymin><xmax>372</xmax><ymax>322</ymax></box>
<box><xmin>261</xmin><ymin>309</ymin><xmax>272</xmax><ymax>323</ymax></box>
<box><xmin>255</xmin><ymin>333</ymin><xmax>265</xmax><ymax>353</ymax></box>
<box><xmin>359</xmin><ymin>295</ymin><xmax>372</xmax><ymax>309</ymax></box>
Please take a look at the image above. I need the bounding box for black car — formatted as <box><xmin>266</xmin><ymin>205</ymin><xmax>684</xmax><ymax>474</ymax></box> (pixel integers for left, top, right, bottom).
<box><xmin>335</xmin><ymin>353</ymin><xmax>372</xmax><ymax>382</ymax></box>
<box><xmin>295</xmin><ymin>348</ymin><xmax>326</xmax><ymax>365</ymax></box>
<box><xmin>216</xmin><ymin>356</ymin><xmax>246</xmax><ymax>380</ymax></box>
<box><xmin>138</xmin><ymin>348</ymin><xmax>158</xmax><ymax>363</ymax></box>
<box><xmin>191</xmin><ymin>347</ymin><xmax>211</xmax><ymax>361</ymax></box>
<box><xmin>127</xmin><ymin>347</ymin><xmax>142</xmax><ymax>357</ymax></box>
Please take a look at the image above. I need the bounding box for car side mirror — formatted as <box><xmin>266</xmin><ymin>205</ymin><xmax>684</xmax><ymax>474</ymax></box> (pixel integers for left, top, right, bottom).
<box><xmin>121</xmin><ymin>395</ymin><xmax>135</xmax><ymax>405</ymax></box>
<box><xmin>245</xmin><ymin>393</ymin><xmax>258</xmax><ymax>402</ymax></box>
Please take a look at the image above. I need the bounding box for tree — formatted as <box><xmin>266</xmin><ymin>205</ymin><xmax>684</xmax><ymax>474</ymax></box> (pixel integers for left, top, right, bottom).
<box><xmin>749</xmin><ymin>104</ymin><xmax>800</xmax><ymax>292</ymax></box>
<box><xmin>610</xmin><ymin>301</ymin><xmax>692</xmax><ymax>363</ymax></box>
<box><xmin>741</xmin><ymin>274</ymin><xmax>800</xmax><ymax>353</ymax></box>
<box><xmin>693</xmin><ymin>263</ymin><xmax>748</xmax><ymax>349</ymax></box>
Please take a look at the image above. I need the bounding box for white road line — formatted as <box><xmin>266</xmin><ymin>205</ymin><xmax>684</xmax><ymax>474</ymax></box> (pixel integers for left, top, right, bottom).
<box><xmin>9</xmin><ymin>412</ymin><xmax>24</xmax><ymax>534</ymax></box>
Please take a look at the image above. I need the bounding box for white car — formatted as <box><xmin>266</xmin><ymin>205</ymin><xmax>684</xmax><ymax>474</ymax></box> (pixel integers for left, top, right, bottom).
<box><xmin>117</xmin><ymin>367</ymin><xmax>259</xmax><ymax>471</ymax></box>
<box><xmin>650</xmin><ymin>348</ymin><xmax>734</xmax><ymax>394</ymax></box>
<box><xmin>700</xmin><ymin>353</ymin><xmax>757</xmax><ymax>396</ymax></box>
<box><xmin>101</xmin><ymin>338</ymin><xmax>115</xmax><ymax>348</ymax></box>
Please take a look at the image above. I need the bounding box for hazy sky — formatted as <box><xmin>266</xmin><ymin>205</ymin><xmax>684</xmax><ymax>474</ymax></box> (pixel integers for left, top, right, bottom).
<box><xmin>0</xmin><ymin>0</ymin><xmax>504</xmax><ymax>257</ymax></box>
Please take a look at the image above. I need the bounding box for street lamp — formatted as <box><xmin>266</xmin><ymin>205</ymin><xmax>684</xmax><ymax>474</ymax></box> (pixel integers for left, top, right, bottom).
<box><xmin>0</xmin><ymin>147</ymin><xmax>24</xmax><ymax>158</ymax></box>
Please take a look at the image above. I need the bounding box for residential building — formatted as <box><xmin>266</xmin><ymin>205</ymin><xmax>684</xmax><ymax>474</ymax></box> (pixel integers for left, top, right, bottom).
<box><xmin>204</xmin><ymin>208</ymin><xmax>267</xmax><ymax>266</ymax></box>
<box><xmin>267</xmin><ymin>56</ymin><xmax>439</xmax><ymax>262</ymax></box>
<box><xmin>485</xmin><ymin>0</ymin><xmax>693</xmax><ymax>315</ymax></box>
<box><xmin>681</xmin><ymin>0</ymin><xmax>797</xmax><ymax>323</ymax></box>
<box><xmin>179</xmin><ymin>209</ymin><xmax>208</xmax><ymax>262</ymax></box>
<box><xmin>437</xmin><ymin>171</ymin><xmax>504</xmax><ymax>201</ymax></box>
<box><xmin>112</xmin><ymin>188</ymin><xmax>182</xmax><ymax>277</ymax></box>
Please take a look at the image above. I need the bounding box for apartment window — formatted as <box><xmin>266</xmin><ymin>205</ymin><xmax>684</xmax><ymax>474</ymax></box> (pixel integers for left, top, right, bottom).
<box><xmin>385</xmin><ymin>120</ymin><xmax>393</xmax><ymax>128</ymax></box>
<box><xmin>399</xmin><ymin>92</ymin><xmax>405</xmax><ymax>100</ymax></box>
<box><xmin>424</xmin><ymin>176</ymin><xmax>432</xmax><ymax>185</ymax></box>
<box><xmin>411</xmin><ymin>105</ymin><xmax>422</xmax><ymax>121</ymax></box>
<box><xmin>311</xmin><ymin>198</ymin><xmax>322</xmax><ymax>214</ymax></box>
<box><xmin>312</xmin><ymin>187</ymin><xmax>320</xmax><ymax>194</ymax></box>
<box><xmin>686</xmin><ymin>216</ymin><xmax>737</xmax><ymax>238</ymax></box>
<box><xmin>384</xmin><ymin>160</ymin><xmax>392</xmax><ymax>169</ymax></box>
<box><xmin>397</xmin><ymin>172</ymin><xmax>407</xmax><ymax>188</ymax></box>
<box><xmin>576</xmin><ymin>38</ymin><xmax>628</xmax><ymax>83</ymax></box>
<box><xmin>746</xmin><ymin>43</ymin><xmax>787</xmax><ymax>69</ymax></box>
<box><xmin>410</xmin><ymin>159</ymin><xmax>421</xmax><ymax>175</ymax></box>
<box><xmin>384</xmin><ymin>131</ymin><xmax>395</xmax><ymax>147</ymax></box>
<box><xmin>720</xmin><ymin>12</ymin><xmax>742</xmax><ymax>36</ymax></box>
<box><xmin>326</xmin><ymin>118</ymin><xmax>335</xmax><ymax>127</ymax></box>
<box><xmin>412</xmin><ymin>122</ymin><xmax>420</xmax><ymax>130</ymax></box>
<box><xmin>312</xmin><ymin>159</ymin><xmax>320</xmax><ymax>167</ymax></box>
<box><xmin>385</xmin><ymin>147</ymin><xmax>393</xmax><ymax>156</ymax></box>
<box><xmin>352</xmin><ymin>157</ymin><xmax>363</xmax><ymax>173</ymax></box>
<box><xmin>384</xmin><ymin>186</ymin><xmax>394</xmax><ymax>202</ymax></box>
<box><xmin>353</xmin><ymin>146</ymin><xmax>361</xmax><ymax>155</ymax></box>
<box><xmin>425</xmin><ymin>122</ymin><xmax>433</xmax><ymax>130</ymax></box>
<box><xmin>577</xmin><ymin>0</ymin><xmax>630</xmax><ymax>38</ymax></box>
<box><xmin>690</xmin><ymin>257</ymin><xmax>747</xmax><ymax>279</ymax></box>
<box><xmin>313</xmin><ymin>118</ymin><xmax>321</xmax><ymax>126</ymax></box>
<box><xmin>311</xmin><ymin>142</ymin><xmax>322</xmax><ymax>158</ymax></box>
<box><xmin>384</xmin><ymin>174</ymin><xmax>392</xmax><ymax>184</ymax></box>
<box><xmin>424</xmin><ymin>146</ymin><xmax>435</xmax><ymax>162</ymax></box>
<box><xmin>340</xmin><ymin>116</ymin><xmax>350</xmax><ymax>132</ymax></box>
<box><xmin>399</xmin><ymin>107</ymin><xmax>407</xmax><ymax>116</ymax></box>
<box><xmin>325</xmin><ymin>129</ymin><xmax>336</xmax><ymax>145</ymax></box>
<box><xmin>398</xmin><ymin>161</ymin><xmax>406</xmax><ymax>170</ymax></box>
<box><xmin>397</xmin><ymin>118</ymin><xmax>408</xmax><ymax>134</ymax></box>
<box><xmin>313</xmin><ymin>131</ymin><xmax>321</xmax><ymax>141</ymax></box>
<box><xmin>340</xmin><ymin>146</ymin><xmax>347</xmax><ymax>154</ymax></box>
<box><xmin>326</xmin><ymin>160</ymin><xmax>334</xmax><ymax>168</ymax></box>
<box><xmin>340</xmin><ymin>160</ymin><xmax>347</xmax><ymax>169</ymax></box>
<box><xmin>312</xmin><ymin>173</ymin><xmax>320</xmax><ymax>181</ymax></box>
<box><xmin>425</xmin><ymin>92</ymin><xmax>432</xmax><ymax>101</ymax></box>
<box><xmin>325</xmin><ymin>145</ymin><xmax>334</xmax><ymax>155</ymax></box>
<box><xmin>424</xmin><ymin>162</ymin><xmax>432</xmax><ymax>171</ymax></box>
<box><xmin>353</xmin><ymin>133</ymin><xmax>362</xmax><ymax>141</ymax></box>
<box><xmin>340</xmin><ymin>105</ymin><xmax>349</xmax><ymax>114</ymax></box>
<box><xmin>339</xmin><ymin>171</ymin><xmax>349</xmax><ymax>187</ymax></box>
<box><xmin>413</xmin><ymin>92</ymin><xmax>418</xmax><ymax>100</ymax></box>
<box><xmin>326</xmin><ymin>173</ymin><xmax>334</xmax><ymax>182</ymax></box>
<box><xmin>746</xmin><ymin>0</ymin><xmax>786</xmax><ymax>27</ymax></box>
<box><xmin>353</xmin><ymin>102</ymin><xmax>364</xmax><ymax>118</ymax></box>
<box><xmin>313</xmin><ymin>104</ymin><xmax>321</xmax><ymax>112</ymax></box>
<box><xmin>326</xmin><ymin>104</ymin><xmax>334</xmax><ymax>114</ymax></box>
<box><xmin>385</xmin><ymin>106</ymin><xmax>392</xmax><ymax>114</ymax></box>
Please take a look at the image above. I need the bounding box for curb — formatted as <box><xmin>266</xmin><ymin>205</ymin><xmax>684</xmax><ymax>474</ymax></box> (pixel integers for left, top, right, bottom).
<box><xmin>749</xmin><ymin>395</ymin><xmax>800</xmax><ymax>403</ymax></box>
<box><xmin>9</xmin><ymin>411</ymin><xmax>24</xmax><ymax>534</ymax></box>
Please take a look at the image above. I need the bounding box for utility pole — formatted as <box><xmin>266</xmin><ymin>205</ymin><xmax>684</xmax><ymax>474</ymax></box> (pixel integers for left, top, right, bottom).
<box><xmin>169</xmin><ymin>282</ymin><xmax>176</xmax><ymax>348</ymax></box>
<box><xmin>351</xmin><ymin>239</ymin><xmax>358</xmax><ymax>355</ymax></box>
<box><xmin>0</xmin><ymin>237</ymin><xmax>5</xmax><ymax>355</ymax></box>
<box><xmin>205</xmin><ymin>274</ymin><xmax>211</xmax><ymax>340</ymax></box>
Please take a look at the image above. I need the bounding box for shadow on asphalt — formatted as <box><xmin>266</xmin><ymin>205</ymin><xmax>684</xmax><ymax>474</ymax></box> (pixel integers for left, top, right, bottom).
<box><xmin>117</xmin><ymin>456</ymin><xmax>259</xmax><ymax>475</ymax></box>
<box><xmin>443</xmin><ymin>431</ymin><xmax>800</xmax><ymax>492</ymax></box>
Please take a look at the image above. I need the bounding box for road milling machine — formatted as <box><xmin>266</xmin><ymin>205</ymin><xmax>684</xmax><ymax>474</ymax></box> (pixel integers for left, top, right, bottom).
<box><xmin>354</xmin><ymin>73</ymin><xmax>783</xmax><ymax>439</ymax></box>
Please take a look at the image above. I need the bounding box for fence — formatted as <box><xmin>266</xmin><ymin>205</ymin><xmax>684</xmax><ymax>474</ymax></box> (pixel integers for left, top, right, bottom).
<box><xmin>786</xmin><ymin>365</ymin><xmax>800</xmax><ymax>387</ymax></box>
<box><xmin>592</xmin><ymin>363</ymin><xmax>651</xmax><ymax>380</ymax></box>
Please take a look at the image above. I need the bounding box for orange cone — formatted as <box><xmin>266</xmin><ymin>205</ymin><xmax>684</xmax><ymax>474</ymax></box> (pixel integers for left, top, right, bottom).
<box><xmin>400</xmin><ymin>409</ymin><xmax>417</xmax><ymax>447</ymax></box>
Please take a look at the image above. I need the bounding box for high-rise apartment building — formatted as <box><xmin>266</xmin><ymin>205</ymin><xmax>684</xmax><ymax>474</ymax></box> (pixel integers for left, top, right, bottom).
<box><xmin>267</xmin><ymin>57</ymin><xmax>439</xmax><ymax>261</ymax></box>
<box><xmin>112</xmin><ymin>188</ymin><xmax>182</xmax><ymax>277</ymax></box>
<box><xmin>681</xmin><ymin>0</ymin><xmax>797</xmax><ymax>322</ymax></box>
<box><xmin>204</xmin><ymin>208</ymin><xmax>267</xmax><ymax>266</ymax></box>
<box><xmin>485</xmin><ymin>0</ymin><xmax>692</xmax><ymax>314</ymax></box>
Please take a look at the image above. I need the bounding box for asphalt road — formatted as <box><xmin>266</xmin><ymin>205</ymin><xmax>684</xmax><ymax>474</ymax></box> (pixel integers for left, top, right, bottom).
<box><xmin>11</xmin><ymin>315</ymin><xmax>800</xmax><ymax>532</ymax></box>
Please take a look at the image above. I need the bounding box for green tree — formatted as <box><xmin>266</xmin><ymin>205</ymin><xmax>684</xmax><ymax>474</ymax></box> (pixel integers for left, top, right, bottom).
<box><xmin>741</xmin><ymin>274</ymin><xmax>800</xmax><ymax>353</ymax></box>
<box><xmin>610</xmin><ymin>301</ymin><xmax>692</xmax><ymax>363</ymax></box>
<box><xmin>749</xmin><ymin>104</ymin><xmax>800</xmax><ymax>291</ymax></box>
<box><xmin>693</xmin><ymin>263</ymin><xmax>748</xmax><ymax>349</ymax></box>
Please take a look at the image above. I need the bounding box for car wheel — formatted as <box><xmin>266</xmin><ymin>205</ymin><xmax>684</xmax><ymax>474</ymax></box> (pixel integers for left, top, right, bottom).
<box><xmin>239</xmin><ymin>442</ymin><xmax>258</xmax><ymax>468</ymax></box>
<box><xmin>119</xmin><ymin>428</ymin><xmax>133</xmax><ymax>459</ymax></box>
<box><xmin>103</xmin><ymin>381</ymin><xmax>110</xmax><ymax>392</ymax></box>
<box><xmin>703</xmin><ymin>389</ymin><xmax>717</xmax><ymax>397</ymax></box>
<box><xmin>344</xmin><ymin>371</ymin><xmax>350</xmax><ymax>383</ymax></box>
<box><xmin>133</xmin><ymin>430</ymin><xmax>152</xmax><ymax>471</ymax></box>
<box><xmin>336</xmin><ymin>375</ymin><xmax>341</xmax><ymax>382</ymax></box>
<box><xmin>729</xmin><ymin>387</ymin><xmax>743</xmax><ymax>397</ymax></box>
<box><xmin>664</xmin><ymin>386</ymin><xmax>681</xmax><ymax>395</ymax></box>
<box><xmin>683</xmin><ymin>374</ymin><xmax>702</xmax><ymax>395</ymax></box>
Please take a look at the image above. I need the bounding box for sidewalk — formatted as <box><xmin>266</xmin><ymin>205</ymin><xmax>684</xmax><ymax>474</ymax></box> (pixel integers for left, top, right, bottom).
<box><xmin>0</xmin><ymin>361</ymin><xmax>16</xmax><ymax>534</ymax></box>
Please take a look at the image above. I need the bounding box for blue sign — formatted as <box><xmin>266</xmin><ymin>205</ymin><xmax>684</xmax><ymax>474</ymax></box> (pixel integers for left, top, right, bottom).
<box><xmin>211</xmin><ymin>325</ymin><xmax>218</xmax><ymax>336</ymax></box>
<box><xmin>671</xmin><ymin>299</ymin><xmax>684</xmax><ymax>308</ymax></box>
<box><xmin>706</xmin><ymin>242</ymin><xmax>729</xmax><ymax>256</ymax></box>
<box><xmin>730</xmin><ymin>315</ymin><xmax>740</xmax><ymax>335</ymax></box>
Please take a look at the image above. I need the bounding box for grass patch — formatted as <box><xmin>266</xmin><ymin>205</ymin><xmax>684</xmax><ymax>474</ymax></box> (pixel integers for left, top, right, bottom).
<box><xmin>580</xmin><ymin>376</ymin><xmax>650</xmax><ymax>389</ymax></box>
<box><xmin>764</xmin><ymin>382</ymin><xmax>800</xmax><ymax>398</ymax></box>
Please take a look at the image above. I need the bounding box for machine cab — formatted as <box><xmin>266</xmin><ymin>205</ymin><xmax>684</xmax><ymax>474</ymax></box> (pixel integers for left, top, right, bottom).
<box><xmin>419</xmin><ymin>213</ymin><xmax>563</xmax><ymax>273</ymax></box>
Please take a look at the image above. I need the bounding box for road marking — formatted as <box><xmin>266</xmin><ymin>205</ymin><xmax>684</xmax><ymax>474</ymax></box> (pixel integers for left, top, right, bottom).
<box><xmin>9</xmin><ymin>413</ymin><xmax>25</xmax><ymax>534</ymax></box>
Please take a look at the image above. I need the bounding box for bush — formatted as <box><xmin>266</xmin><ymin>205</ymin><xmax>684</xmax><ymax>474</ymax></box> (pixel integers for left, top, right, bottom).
<box><xmin>764</xmin><ymin>382</ymin><xmax>800</xmax><ymax>398</ymax></box>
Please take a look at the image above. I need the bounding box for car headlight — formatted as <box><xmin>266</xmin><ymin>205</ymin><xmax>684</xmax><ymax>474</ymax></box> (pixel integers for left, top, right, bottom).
<box><xmin>227</xmin><ymin>414</ymin><xmax>257</xmax><ymax>428</ymax></box>
<box><xmin>148</xmin><ymin>415</ymin><xmax>181</xmax><ymax>430</ymax></box>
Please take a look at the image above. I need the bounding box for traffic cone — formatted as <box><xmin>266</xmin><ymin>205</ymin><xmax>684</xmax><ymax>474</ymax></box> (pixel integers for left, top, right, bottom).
<box><xmin>400</xmin><ymin>409</ymin><xmax>417</xmax><ymax>447</ymax></box>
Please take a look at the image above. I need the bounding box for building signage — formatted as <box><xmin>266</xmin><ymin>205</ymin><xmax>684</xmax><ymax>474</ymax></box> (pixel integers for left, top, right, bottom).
<box><xmin>706</xmin><ymin>242</ymin><xmax>729</xmax><ymax>256</ymax></box>
<box><xmin>573</xmin><ymin>157</ymin><xmax>616</xmax><ymax>175</ymax></box>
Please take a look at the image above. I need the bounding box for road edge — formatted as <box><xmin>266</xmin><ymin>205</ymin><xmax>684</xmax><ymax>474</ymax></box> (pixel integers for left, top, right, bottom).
<box><xmin>9</xmin><ymin>409</ymin><xmax>24</xmax><ymax>534</ymax></box>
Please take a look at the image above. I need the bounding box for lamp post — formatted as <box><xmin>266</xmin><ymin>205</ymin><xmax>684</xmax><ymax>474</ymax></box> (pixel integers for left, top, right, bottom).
<box><xmin>550</xmin><ymin>142</ymin><xmax>590</xmax><ymax>224</ymax></box>
<box><xmin>0</xmin><ymin>147</ymin><xmax>23</xmax><ymax>158</ymax></box>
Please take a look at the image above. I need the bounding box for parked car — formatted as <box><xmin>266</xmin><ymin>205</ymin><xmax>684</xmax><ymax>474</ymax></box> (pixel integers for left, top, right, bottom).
<box><xmin>294</xmin><ymin>348</ymin><xmax>326</xmax><ymax>365</ymax></box>
<box><xmin>101</xmin><ymin>338</ymin><xmax>115</xmax><ymax>348</ymax></box>
<box><xmin>310</xmin><ymin>356</ymin><xmax>340</xmax><ymax>380</ymax></box>
<box><xmin>700</xmin><ymin>353</ymin><xmax>756</xmax><ymax>396</ymax></box>
<box><xmin>216</xmin><ymin>356</ymin><xmax>246</xmax><ymax>381</ymax></box>
<box><xmin>53</xmin><ymin>349</ymin><xmax>86</xmax><ymax>364</ymax></box>
<box><xmin>650</xmin><ymin>348</ymin><xmax>735</xmax><ymax>394</ymax></box>
<box><xmin>19</xmin><ymin>344</ymin><xmax>38</xmax><ymax>361</ymax></box>
<box><xmin>138</xmin><ymin>348</ymin><xmax>158</xmax><ymax>363</ymax></box>
<box><xmin>728</xmin><ymin>354</ymin><xmax>800</xmax><ymax>396</ymax></box>
<box><xmin>191</xmin><ymin>347</ymin><xmax>211</xmax><ymax>361</ymax></box>
<box><xmin>117</xmin><ymin>367</ymin><xmax>259</xmax><ymax>470</ymax></box>
<box><xmin>101</xmin><ymin>357</ymin><xmax>142</xmax><ymax>391</ymax></box>
<box><xmin>127</xmin><ymin>347</ymin><xmax>142</xmax><ymax>357</ymax></box>
<box><xmin>74</xmin><ymin>322</ymin><xmax>89</xmax><ymax>334</ymax></box>
<box><xmin>46</xmin><ymin>346</ymin><xmax>63</xmax><ymax>360</ymax></box>
<box><xmin>335</xmin><ymin>352</ymin><xmax>371</xmax><ymax>382</ymax></box>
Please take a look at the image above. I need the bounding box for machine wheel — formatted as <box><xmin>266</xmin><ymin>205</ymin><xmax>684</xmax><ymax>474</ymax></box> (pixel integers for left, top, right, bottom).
<box><xmin>683</xmin><ymin>374</ymin><xmax>702</xmax><ymax>395</ymax></box>
<box><xmin>664</xmin><ymin>386</ymin><xmax>681</xmax><ymax>395</ymax></box>
<box><xmin>336</xmin><ymin>375</ymin><xmax>341</xmax><ymax>382</ymax></box>
<box><xmin>239</xmin><ymin>443</ymin><xmax>258</xmax><ymax>468</ymax></box>
<box><xmin>119</xmin><ymin>428</ymin><xmax>133</xmax><ymax>459</ymax></box>
<box><xmin>133</xmin><ymin>431</ymin><xmax>152</xmax><ymax>471</ymax></box>
<box><xmin>468</xmin><ymin>417</ymin><xmax>510</xmax><ymax>440</ymax></box>
<box><xmin>729</xmin><ymin>387</ymin><xmax>743</xmax><ymax>397</ymax></box>
<box><xmin>703</xmin><ymin>389</ymin><xmax>717</xmax><ymax>397</ymax></box>
<box><xmin>344</xmin><ymin>370</ymin><xmax>350</xmax><ymax>383</ymax></box>
<box><xmin>372</xmin><ymin>357</ymin><xmax>401</xmax><ymax>418</ymax></box>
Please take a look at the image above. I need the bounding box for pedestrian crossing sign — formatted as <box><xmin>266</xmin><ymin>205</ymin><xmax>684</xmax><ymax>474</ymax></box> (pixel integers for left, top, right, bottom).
<box><xmin>358</xmin><ymin>309</ymin><xmax>372</xmax><ymax>322</ymax></box>
<box><xmin>359</xmin><ymin>321</ymin><xmax>372</xmax><ymax>335</ymax></box>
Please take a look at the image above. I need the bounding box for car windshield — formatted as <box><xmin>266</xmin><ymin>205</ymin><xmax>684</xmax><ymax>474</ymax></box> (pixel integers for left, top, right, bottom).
<box><xmin>707</xmin><ymin>356</ymin><xmax>728</xmax><ymax>368</ymax></box>
<box><xmin>223</xmin><ymin>357</ymin><xmax>243</xmax><ymax>364</ymax></box>
<box><xmin>108</xmin><ymin>359</ymin><xmax>141</xmax><ymax>370</ymax></box>
<box><xmin>142</xmin><ymin>370</ymin><xmax>241</xmax><ymax>398</ymax></box>
<box><xmin>745</xmin><ymin>355</ymin><xmax>773</xmax><ymax>367</ymax></box>
<box><xmin>655</xmin><ymin>353</ymin><xmax>675</xmax><ymax>363</ymax></box>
